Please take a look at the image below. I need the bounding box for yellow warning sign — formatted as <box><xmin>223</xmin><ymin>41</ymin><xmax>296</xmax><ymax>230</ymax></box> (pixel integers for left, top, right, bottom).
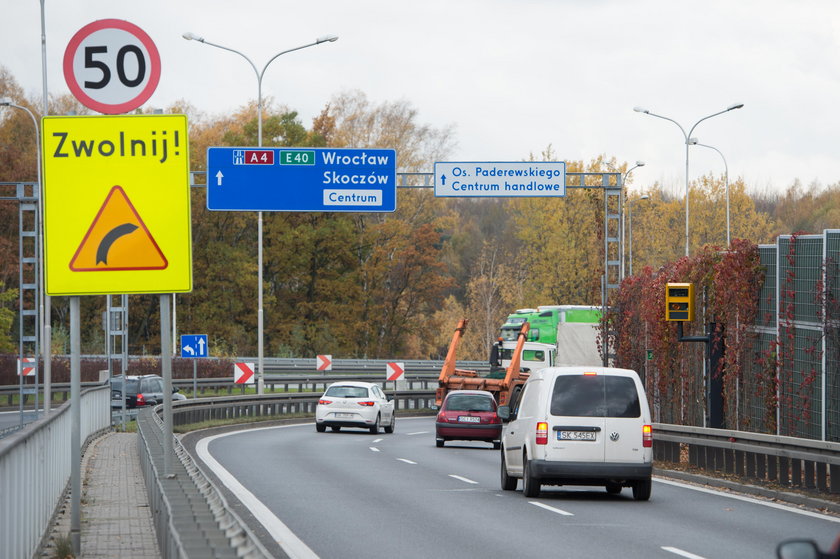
<box><xmin>69</xmin><ymin>185</ymin><xmax>167</xmax><ymax>271</ymax></box>
<box><xmin>42</xmin><ymin>114</ymin><xmax>191</xmax><ymax>295</ymax></box>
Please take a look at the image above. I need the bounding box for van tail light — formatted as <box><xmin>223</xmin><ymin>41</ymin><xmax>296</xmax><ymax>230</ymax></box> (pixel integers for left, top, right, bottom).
<box><xmin>136</xmin><ymin>393</ymin><xmax>146</xmax><ymax>406</ymax></box>
<box><xmin>318</xmin><ymin>399</ymin><xmax>332</xmax><ymax>405</ymax></box>
<box><xmin>536</xmin><ymin>422</ymin><xmax>549</xmax><ymax>445</ymax></box>
<box><xmin>357</xmin><ymin>401</ymin><xmax>376</xmax><ymax>406</ymax></box>
<box><xmin>643</xmin><ymin>424</ymin><xmax>653</xmax><ymax>448</ymax></box>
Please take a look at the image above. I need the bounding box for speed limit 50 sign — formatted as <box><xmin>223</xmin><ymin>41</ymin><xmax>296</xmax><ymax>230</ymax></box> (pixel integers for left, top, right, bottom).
<box><xmin>63</xmin><ymin>19</ymin><xmax>161</xmax><ymax>114</ymax></box>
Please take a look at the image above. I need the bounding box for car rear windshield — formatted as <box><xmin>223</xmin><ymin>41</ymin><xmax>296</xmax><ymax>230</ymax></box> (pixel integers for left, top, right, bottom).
<box><xmin>325</xmin><ymin>386</ymin><xmax>370</xmax><ymax>398</ymax></box>
<box><xmin>111</xmin><ymin>378</ymin><xmax>139</xmax><ymax>393</ymax></box>
<box><xmin>550</xmin><ymin>375</ymin><xmax>640</xmax><ymax>418</ymax></box>
<box><xmin>445</xmin><ymin>394</ymin><xmax>495</xmax><ymax>412</ymax></box>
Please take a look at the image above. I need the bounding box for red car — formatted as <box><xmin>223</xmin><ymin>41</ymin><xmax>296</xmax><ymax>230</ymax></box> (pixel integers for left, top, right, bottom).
<box><xmin>435</xmin><ymin>390</ymin><xmax>502</xmax><ymax>448</ymax></box>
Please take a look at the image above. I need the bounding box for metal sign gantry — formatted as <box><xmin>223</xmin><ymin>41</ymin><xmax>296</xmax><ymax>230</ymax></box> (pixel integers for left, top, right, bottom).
<box><xmin>191</xmin><ymin>169</ymin><xmax>624</xmax><ymax>363</ymax></box>
<box><xmin>1</xmin><ymin>183</ymin><xmax>41</xmax><ymax>422</ymax></box>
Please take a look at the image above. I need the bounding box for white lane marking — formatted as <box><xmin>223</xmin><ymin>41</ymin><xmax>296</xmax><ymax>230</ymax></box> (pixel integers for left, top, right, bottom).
<box><xmin>196</xmin><ymin>425</ymin><xmax>319</xmax><ymax>559</ymax></box>
<box><xmin>397</xmin><ymin>458</ymin><xmax>417</xmax><ymax>464</ymax></box>
<box><xmin>656</xmin><ymin>478</ymin><xmax>840</xmax><ymax>523</ymax></box>
<box><xmin>529</xmin><ymin>501</ymin><xmax>574</xmax><ymax>516</ymax></box>
<box><xmin>662</xmin><ymin>546</ymin><xmax>707</xmax><ymax>559</ymax></box>
<box><xmin>369</xmin><ymin>447</ymin><xmax>380</xmax><ymax>452</ymax></box>
<box><xmin>372</xmin><ymin>438</ymin><xmax>383</xmax><ymax>443</ymax></box>
<box><xmin>449</xmin><ymin>474</ymin><xmax>478</xmax><ymax>485</ymax></box>
<box><xmin>406</xmin><ymin>431</ymin><xmax>428</xmax><ymax>435</ymax></box>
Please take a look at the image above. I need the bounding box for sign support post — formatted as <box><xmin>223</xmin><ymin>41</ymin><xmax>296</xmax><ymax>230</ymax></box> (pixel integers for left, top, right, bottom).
<box><xmin>161</xmin><ymin>294</ymin><xmax>174</xmax><ymax>477</ymax></box>
<box><xmin>70</xmin><ymin>296</ymin><xmax>81</xmax><ymax>556</ymax></box>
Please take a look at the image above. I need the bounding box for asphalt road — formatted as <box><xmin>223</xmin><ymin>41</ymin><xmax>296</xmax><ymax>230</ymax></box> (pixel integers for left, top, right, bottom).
<box><xmin>0</xmin><ymin>409</ymin><xmax>39</xmax><ymax>432</ymax></box>
<box><xmin>197</xmin><ymin>417</ymin><xmax>840</xmax><ymax>559</ymax></box>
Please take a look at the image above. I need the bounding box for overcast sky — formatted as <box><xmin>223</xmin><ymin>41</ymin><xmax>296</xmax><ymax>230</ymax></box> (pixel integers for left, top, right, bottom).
<box><xmin>4</xmin><ymin>1</ymin><xmax>840</xmax><ymax>195</ymax></box>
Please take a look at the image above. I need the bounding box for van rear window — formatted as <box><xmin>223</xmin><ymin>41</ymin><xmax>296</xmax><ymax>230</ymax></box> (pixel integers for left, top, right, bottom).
<box><xmin>550</xmin><ymin>375</ymin><xmax>641</xmax><ymax>418</ymax></box>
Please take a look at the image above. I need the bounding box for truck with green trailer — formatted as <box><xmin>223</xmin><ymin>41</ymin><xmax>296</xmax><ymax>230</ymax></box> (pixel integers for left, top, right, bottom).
<box><xmin>498</xmin><ymin>305</ymin><xmax>602</xmax><ymax>366</ymax></box>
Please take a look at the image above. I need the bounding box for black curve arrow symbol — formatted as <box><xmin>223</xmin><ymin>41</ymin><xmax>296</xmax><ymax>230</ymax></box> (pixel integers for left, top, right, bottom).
<box><xmin>96</xmin><ymin>223</ymin><xmax>139</xmax><ymax>265</ymax></box>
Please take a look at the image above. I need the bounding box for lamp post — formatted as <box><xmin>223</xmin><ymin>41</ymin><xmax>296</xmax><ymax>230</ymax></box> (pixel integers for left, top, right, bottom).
<box><xmin>604</xmin><ymin>160</ymin><xmax>645</xmax><ymax>280</ymax></box>
<box><xmin>633</xmin><ymin>103</ymin><xmax>743</xmax><ymax>256</ymax></box>
<box><xmin>688</xmin><ymin>138</ymin><xmax>730</xmax><ymax>247</ymax></box>
<box><xmin>183</xmin><ymin>32</ymin><xmax>338</xmax><ymax>393</ymax></box>
<box><xmin>39</xmin><ymin>0</ymin><xmax>52</xmax><ymax>417</ymax></box>
<box><xmin>628</xmin><ymin>194</ymin><xmax>650</xmax><ymax>276</ymax></box>
<box><xmin>1</xmin><ymin>99</ymin><xmax>42</xmax><ymax>418</ymax></box>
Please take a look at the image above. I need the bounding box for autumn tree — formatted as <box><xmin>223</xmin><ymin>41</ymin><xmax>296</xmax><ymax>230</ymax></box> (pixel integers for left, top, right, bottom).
<box><xmin>689</xmin><ymin>174</ymin><xmax>777</xmax><ymax>250</ymax></box>
<box><xmin>772</xmin><ymin>180</ymin><xmax>840</xmax><ymax>235</ymax></box>
<box><xmin>508</xmin><ymin>156</ymin><xmax>605</xmax><ymax>306</ymax></box>
<box><xmin>0</xmin><ymin>283</ymin><xmax>16</xmax><ymax>353</ymax></box>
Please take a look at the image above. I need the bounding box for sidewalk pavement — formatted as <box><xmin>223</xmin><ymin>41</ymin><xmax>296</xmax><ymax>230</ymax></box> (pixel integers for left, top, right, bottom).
<box><xmin>42</xmin><ymin>431</ymin><xmax>161</xmax><ymax>559</ymax></box>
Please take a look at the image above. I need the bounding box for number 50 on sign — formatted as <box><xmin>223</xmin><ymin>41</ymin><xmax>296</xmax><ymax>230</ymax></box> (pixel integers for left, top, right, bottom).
<box><xmin>63</xmin><ymin>19</ymin><xmax>161</xmax><ymax>115</ymax></box>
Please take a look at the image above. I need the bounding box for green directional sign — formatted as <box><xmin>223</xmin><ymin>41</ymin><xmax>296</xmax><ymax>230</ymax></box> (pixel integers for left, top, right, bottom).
<box><xmin>279</xmin><ymin>150</ymin><xmax>315</xmax><ymax>165</ymax></box>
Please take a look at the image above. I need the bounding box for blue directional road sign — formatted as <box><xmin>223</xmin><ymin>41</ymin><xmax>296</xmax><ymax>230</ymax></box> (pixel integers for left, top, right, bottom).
<box><xmin>434</xmin><ymin>161</ymin><xmax>566</xmax><ymax>197</ymax></box>
<box><xmin>207</xmin><ymin>147</ymin><xmax>397</xmax><ymax>212</ymax></box>
<box><xmin>180</xmin><ymin>334</ymin><xmax>208</xmax><ymax>358</ymax></box>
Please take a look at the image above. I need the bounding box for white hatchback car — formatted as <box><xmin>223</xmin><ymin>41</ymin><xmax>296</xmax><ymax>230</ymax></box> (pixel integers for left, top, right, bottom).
<box><xmin>315</xmin><ymin>381</ymin><xmax>395</xmax><ymax>434</ymax></box>
<box><xmin>499</xmin><ymin>366</ymin><xmax>653</xmax><ymax>500</ymax></box>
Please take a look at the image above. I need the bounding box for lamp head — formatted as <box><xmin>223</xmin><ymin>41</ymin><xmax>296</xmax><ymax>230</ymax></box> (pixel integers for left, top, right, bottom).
<box><xmin>727</xmin><ymin>103</ymin><xmax>744</xmax><ymax>111</ymax></box>
<box><xmin>0</xmin><ymin>98</ymin><xmax>10</xmax><ymax>107</ymax></box>
<box><xmin>640</xmin><ymin>194</ymin><xmax>650</xmax><ymax>200</ymax></box>
<box><xmin>182</xmin><ymin>32</ymin><xmax>204</xmax><ymax>42</ymax></box>
<box><xmin>316</xmin><ymin>34</ymin><xmax>339</xmax><ymax>44</ymax></box>
<box><xmin>633</xmin><ymin>106</ymin><xmax>649</xmax><ymax>114</ymax></box>
<box><xmin>636</xmin><ymin>160</ymin><xmax>645</xmax><ymax>167</ymax></box>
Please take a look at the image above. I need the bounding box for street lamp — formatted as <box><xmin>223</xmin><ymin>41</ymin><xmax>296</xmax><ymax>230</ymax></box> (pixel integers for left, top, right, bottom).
<box><xmin>688</xmin><ymin>138</ymin><xmax>730</xmax><ymax>247</ymax></box>
<box><xmin>628</xmin><ymin>194</ymin><xmax>650</xmax><ymax>276</ymax></box>
<box><xmin>183</xmin><ymin>32</ymin><xmax>338</xmax><ymax>393</ymax></box>
<box><xmin>604</xmin><ymin>160</ymin><xmax>645</xmax><ymax>280</ymax></box>
<box><xmin>633</xmin><ymin>103</ymin><xmax>743</xmax><ymax>256</ymax></box>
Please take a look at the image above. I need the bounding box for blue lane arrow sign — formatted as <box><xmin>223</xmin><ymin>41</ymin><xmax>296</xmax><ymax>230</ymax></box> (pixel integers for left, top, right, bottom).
<box><xmin>207</xmin><ymin>147</ymin><xmax>397</xmax><ymax>212</ymax></box>
<box><xmin>180</xmin><ymin>334</ymin><xmax>208</xmax><ymax>358</ymax></box>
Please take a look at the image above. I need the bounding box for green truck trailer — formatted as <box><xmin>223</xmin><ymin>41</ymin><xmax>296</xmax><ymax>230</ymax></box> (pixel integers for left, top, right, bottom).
<box><xmin>498</xmin><ymin>305</ymin><xmax>602</xmax><ymax>367</ymax></box>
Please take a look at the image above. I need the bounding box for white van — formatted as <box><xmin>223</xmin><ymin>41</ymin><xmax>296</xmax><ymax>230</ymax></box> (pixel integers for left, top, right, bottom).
<box><xmin>498</xmin><ymin>366</ymin><xmax>653</xmax><ymax>500</ymax></box>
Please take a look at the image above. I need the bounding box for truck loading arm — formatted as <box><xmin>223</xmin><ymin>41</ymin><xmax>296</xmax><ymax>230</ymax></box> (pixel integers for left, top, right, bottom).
<box><xmin>438</xmin><ymin>319</ymin><xmax>476</xmax><ymax>384</ymax></box>
<box><xmin>501</xmin><ymin>322</ymin><xmax>530</xmax><ymax>388</ymax></box>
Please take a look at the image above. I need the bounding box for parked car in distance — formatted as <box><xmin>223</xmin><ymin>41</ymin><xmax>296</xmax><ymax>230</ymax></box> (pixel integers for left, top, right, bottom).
<box><xmin>315</xmin><ymin>381</ymin><xmax>395</xmax><ymax>434</ymax></box>
<box><xmin>499</xmin><ymin>366</ymin><xmax>653</xmax><ymax>500</ymax></box>
<box><xmin>110</xmin><ymin>374</ymin><xmax>186</xmax><ymax>409</ymax></box>
<box><xmin>435</xmin><ymin>390</ymin><xmax>502</xmax><ymax>448</ymax></box>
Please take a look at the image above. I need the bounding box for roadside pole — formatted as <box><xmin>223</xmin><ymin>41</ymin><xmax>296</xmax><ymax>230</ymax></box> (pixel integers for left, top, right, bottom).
<box><xmin>161</xmin><ymin>294</ymin><xmax>174</xmax><ymax>476</ymax></box>
<box><xmin>70</xmin><ymin>296</ymin><xmax>80</xmax><ymax>555</ymax></box>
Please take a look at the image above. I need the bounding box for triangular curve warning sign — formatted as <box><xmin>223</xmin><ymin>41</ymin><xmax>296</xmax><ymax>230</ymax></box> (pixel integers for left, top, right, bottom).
<box><xmin>69</xmin><ymin>185</ymin><xmax>168</xmax><ymax>271</ymax></box>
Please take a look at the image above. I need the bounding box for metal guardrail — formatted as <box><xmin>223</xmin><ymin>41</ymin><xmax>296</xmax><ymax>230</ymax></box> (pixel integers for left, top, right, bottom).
<box><xmin>1</xmin><ymin>373</ymin><xmax>444</xmax><ymax>406</ymax></box>
<box><xmin>0</xmin><ymin>384</ymin><xmax>110</xmax><ymax>559</ymax></box>
<box><xmin>0</xmin><ymin>423</ymin><xmax>23</xmax><ymax>438</ymax></box>
<box><xmin>653</xmin><ymin>423</ymin><xmax>840</xmax><ymax>496</ymax></box>
<box><xmin>166</xmin><ymin>390</ymin><xmax>437</xmax><ymax>427</ymax></box>
<box><xmin>136</xmin><ymin>391</ymin><xmax>438</xmax><ymax>559</ymax></box>
<box><xmin>136</xmin><ymin>408</ymin><xmax>271</xmax><ymax>559</ymax></box>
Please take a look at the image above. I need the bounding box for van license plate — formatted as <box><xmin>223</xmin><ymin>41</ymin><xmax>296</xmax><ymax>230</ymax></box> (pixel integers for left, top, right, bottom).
<box><xmin>458</xmin><ymin>416</ymin><xmax>481</xmax><ymax>423</ymax></box>
<box><xmin>558</xmin><ymin>431</ymin><xmax>596</xmax><ymax>441</ymax></box>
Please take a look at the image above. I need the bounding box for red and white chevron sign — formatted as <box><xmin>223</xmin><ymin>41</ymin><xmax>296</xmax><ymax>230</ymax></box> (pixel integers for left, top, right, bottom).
<box><xmin>17</xmin><ymin>357</ymin><xmax>35</xmax><ymax>376</ymax></box>
<box><xmin>316</xmin><ymin>354</ymin><xmax>332</xmax><ymax>372</ymax></box>
<box><xmin>233</xmin><ymin>362</ymin><xmax>255</xmax><ymax>384</ymax></box>
<box><xmin>386</xmin><ymin>362</ymin><xmax>404</xmax><ymax>381</ymax></box>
